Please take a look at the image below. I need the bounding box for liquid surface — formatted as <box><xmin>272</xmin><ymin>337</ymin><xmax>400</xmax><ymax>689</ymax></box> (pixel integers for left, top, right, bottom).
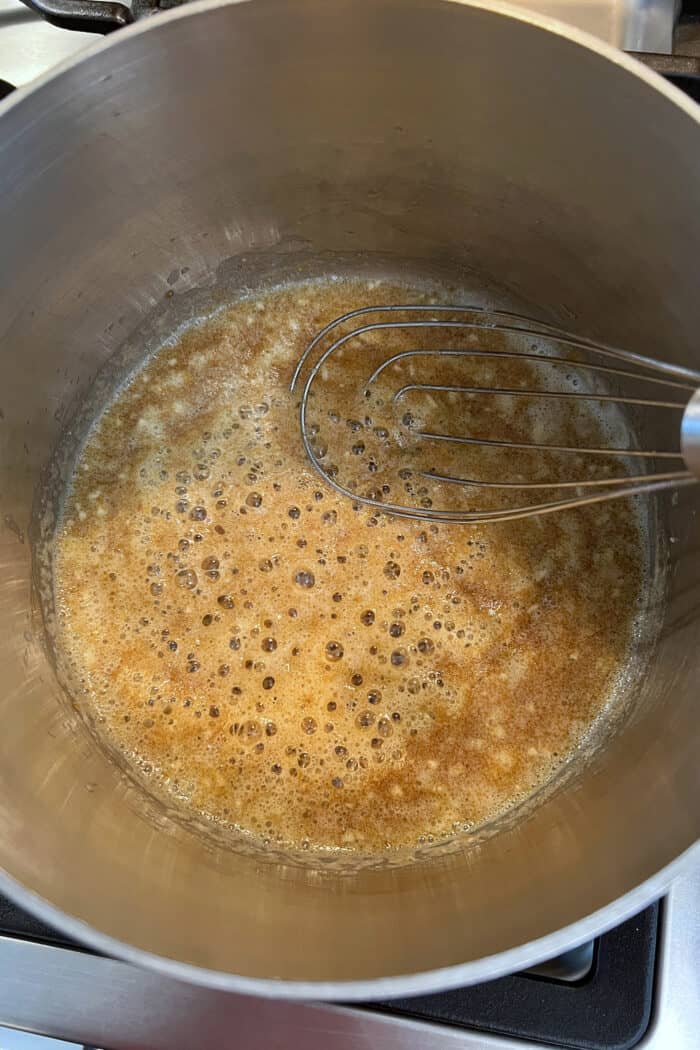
<box><xmin>52</xmin><ymin>278</ymin><xmax>645</xmax><ymax>854</ymax></box>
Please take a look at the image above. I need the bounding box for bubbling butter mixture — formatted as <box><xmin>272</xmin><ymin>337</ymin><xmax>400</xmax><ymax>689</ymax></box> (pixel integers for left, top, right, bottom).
<box><xmin>52</xmin><ymin>278</ymin><xmax>646</xmax><ymax>854</ymax></box>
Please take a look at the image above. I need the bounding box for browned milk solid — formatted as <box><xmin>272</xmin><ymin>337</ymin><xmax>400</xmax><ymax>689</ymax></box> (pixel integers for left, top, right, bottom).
<box><xmin>52</xmin><ymin>279</ymin><xmax>644</xmax><ymax>853</ymax></box>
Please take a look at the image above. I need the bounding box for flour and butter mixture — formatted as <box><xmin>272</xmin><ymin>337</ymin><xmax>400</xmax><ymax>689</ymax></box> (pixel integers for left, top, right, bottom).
<box><xmin>52</xmin><ymin>278</ymin><xmax>646</xmax><ymax>853</ymax></box>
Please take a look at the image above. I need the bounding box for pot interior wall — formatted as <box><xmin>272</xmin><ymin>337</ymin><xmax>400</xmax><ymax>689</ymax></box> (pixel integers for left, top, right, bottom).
<box><xmin>0</xmin><ymin>0</ymin><xmax>698</xmax><ymax>992</ymax></box>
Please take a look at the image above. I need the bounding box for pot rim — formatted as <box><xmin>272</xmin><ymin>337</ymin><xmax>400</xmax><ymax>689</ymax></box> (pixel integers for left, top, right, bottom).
<box><xmin>2</xmin><ymin>0</ymin><xmax>700</xmax><ymax>127</ymax></box>
<box><xmin>0</xmin><ymin>840</ymin><xmax>697</xmax><ymax>999</ymax></box>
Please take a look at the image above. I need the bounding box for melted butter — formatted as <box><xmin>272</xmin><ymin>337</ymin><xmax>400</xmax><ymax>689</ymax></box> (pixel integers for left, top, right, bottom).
<box><xmin>52</xmin><ymin>279</ymin><xmax>645</xmax><ymax>854</ymax></box>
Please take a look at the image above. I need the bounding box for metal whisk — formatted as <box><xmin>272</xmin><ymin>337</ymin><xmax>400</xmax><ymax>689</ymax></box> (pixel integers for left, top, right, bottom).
<box><xmin>290</xmin><ymin>305</ymin><xmax>700</xmax><ymax>523</ymax></box>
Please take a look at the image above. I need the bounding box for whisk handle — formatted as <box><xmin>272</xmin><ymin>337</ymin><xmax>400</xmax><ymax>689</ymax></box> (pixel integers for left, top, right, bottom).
<box><xmin>681</xmin><ymin>389</ymin><xmax>700</xmax><ymax>479</ymax></box>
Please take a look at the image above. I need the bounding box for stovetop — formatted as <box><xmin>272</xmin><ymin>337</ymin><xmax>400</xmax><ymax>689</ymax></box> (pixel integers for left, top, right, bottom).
<box><xmin>1</xmin><ymin>2</ymin><xmax>699</xmax><ymax>1047</ymax></box>
<box><xmin>0</xmin><ymin>858</ymin><xmax>698</xmax><ymax>1050</ymax></box>
<box><xmin>0</xmin><ymin>891</ymin><xmax>664</xmax><ymax>1049</ymax></box>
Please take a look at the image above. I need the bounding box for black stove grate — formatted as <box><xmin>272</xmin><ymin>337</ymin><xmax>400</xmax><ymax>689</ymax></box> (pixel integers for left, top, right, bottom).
<box><xmin>370</xmin><ymin>903</ymin><xmax>660</xmax><ymax>1050</ymax></box>
<box><xmin>0</xmin><ymin>895</ymin><xmax>87</xmax><ymax>951</ymax></box>
<box><xmin>0</xmin><ymin>890</ymin><xmax>660</xmax><ymax>1049</ymax></box>
<box><xmin>0</xmin><ymin>892</ymin><xmax>660</xmax><ymax>1049</ymax></box>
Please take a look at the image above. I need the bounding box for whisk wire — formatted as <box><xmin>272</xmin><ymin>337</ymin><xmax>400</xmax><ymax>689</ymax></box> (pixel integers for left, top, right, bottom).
<box><xmin>366</xmin><ymin>347</ymin><xmax>699</xmax><ymax>393</ymax></box>
<box><xmin>291</xmin><ymin>305</ymin><xmax>700</xmax><ymax>524</ymax></box>
<box><xmin>418</xmin><ymin>431</ymin><xmax>685</xmax><ymax>458</ymax></box>
<box><xmin>421</xmin><ymin>468</ymin><xmax>691</xmax><ymax>491</ymax></box>
<box><xmin>397</xmin><ymin>383</ymin><xmax>687</xmax><ymax>410</ymax></box>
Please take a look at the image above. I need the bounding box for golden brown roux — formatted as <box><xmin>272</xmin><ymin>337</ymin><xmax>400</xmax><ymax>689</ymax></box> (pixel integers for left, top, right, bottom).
<box><xmin>52</xmin><ymin>279</ymin><xmax>645</xmax><ymax>853</ymax></box>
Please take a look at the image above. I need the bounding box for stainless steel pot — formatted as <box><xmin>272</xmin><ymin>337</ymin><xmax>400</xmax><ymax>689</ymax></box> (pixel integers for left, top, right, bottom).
<box><xmin>0</xmin><ymin>0</ymin><xmax>699</xmax><ymax>1000</ymax></box>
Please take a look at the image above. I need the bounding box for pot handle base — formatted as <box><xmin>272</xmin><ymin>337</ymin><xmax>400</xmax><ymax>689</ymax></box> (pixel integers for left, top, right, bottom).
<box><xmin>18</xmin><ymin>0</ymin><xmax>133</xmax><ymax>34</ymax></box>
